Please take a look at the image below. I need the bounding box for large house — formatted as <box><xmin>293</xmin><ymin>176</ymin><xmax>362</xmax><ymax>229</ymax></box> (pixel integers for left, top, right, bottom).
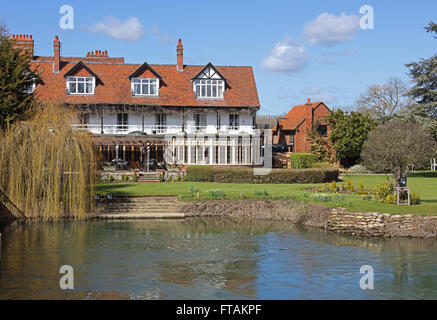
<box><xmin>273</xmin><ymin>99</ymin><xmax>331</xmax><ymax>153</ymax></box>
<box><xmin>12</xmin><ymin>34</ymin><xmax>262</xmax><ymax>169</ymax></box>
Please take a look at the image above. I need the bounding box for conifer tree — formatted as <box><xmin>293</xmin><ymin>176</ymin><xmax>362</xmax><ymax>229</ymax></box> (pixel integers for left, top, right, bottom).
<box><xmin>0</xmin><ymin>21</ymin><xmax>39</xmax><ymax>129</ymax></box>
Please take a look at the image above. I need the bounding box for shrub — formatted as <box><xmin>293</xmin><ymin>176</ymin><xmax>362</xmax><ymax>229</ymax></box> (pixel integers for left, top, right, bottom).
<box><xmin>176</xmin><ymin>174</ymin><xmax>181</xmax><ymax>182</ymax></box>
<box><xmin>375</xmin><ymin>183</ymin><xmax>394</xmax><ymax>200</ymax></box>
<box><xmin>132</xmin><ymin>173</ymin><xmax>138</xmax><ymax>182</ymax></box>
<box><xmin>254</xmin><ymin>189</ymin><xmax>269</xmax><ymax>198</ymax></box>
<box><xmin>290</xmin><ymin>153</ymin><xmax>317</xmax><ymax>169</ymax></box>
<box><xmin>313</xmin><ymin>162</ymin><xmax>334</xmax><ymax>169</ymax></box>
<box><xmin>184</xmin><ymin>166</ymin><xmax>339</xmax><ymax>184</ymax></box>
<box><xmin>184</xmin><ymin>166</ymin><xmax>214</xmax><ymax>182</ymax></box>
<box><xmin>208</xmin><ymin>189</ymin><xmax>225</xmax><ymax>199</ymax></box>
<box><xmin>347</xmin><ymin>180</ymin><xmax>355</xmax><ymax>193</ymax></box>
<box><xmin>311</xmin><ymin>193</ymin><xmax>332</xmax><ymax>202</ymax></box>
<box><xmin>349</xmin><ymin>164</ymin><xmax>371</xmax><ymax>174</ymax></box>
<box><xmin>408</xmin><ymin>171</ymin><xmax>437</xmax><ymax>178</ymax></box>
<box><xmin>109</xmin><ymin>175</ymin><xmax>115</xmax><ymax>182</ymax></box>
<box><xmin>385</xmin><ymin>194</ymin><xmax>395</xmax><ymax>204</ymax></box>
<box><xmin>411</xmin><ymin>192</ymin><xmax>420</xmax><ymax>205</ymax></box>
<box><xmin>330</xmin><ymin>181</ymin><xmax>337</xmax><ymax>191</ymax></box>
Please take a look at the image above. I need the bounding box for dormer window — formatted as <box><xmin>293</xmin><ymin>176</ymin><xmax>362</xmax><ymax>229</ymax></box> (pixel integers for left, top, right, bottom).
<box><xmin>67</xmin><ymin>76</ymin><xmax>95</xmax><ymax>95</ymax></box>
<box><xmin>192</xmin><ymin>63</ymin><xmax>226</xmax><ymax>99</ymax></box>
<box><xmin>194</xmin><ymin>79</ymin><xmax>224</xmax><ymax>99</ymax></box>
<box><xmin>131</xmin><ymin>78</ymin><xmax>159</xmax><ymax>96</ymax></box>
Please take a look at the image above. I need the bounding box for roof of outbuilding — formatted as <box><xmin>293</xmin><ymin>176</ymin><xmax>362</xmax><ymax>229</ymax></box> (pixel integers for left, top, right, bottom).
<box><xmin>274</xmin><ymin>101</ymin><xmax>328</xmax><ymax>131</ymax></box>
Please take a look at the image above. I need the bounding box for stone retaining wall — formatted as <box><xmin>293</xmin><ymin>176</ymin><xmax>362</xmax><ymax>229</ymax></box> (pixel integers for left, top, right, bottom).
<box><xmin>327</xmin><ymin>208</ymin><xmax>437</xmax><ymax>238</ymax></box>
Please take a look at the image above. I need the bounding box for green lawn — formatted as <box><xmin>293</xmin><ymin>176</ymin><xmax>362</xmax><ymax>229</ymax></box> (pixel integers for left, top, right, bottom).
<box><xmin>95</xmin><ymin>173</ymin><xmax>437</xmax><ymax>216</ymax></box>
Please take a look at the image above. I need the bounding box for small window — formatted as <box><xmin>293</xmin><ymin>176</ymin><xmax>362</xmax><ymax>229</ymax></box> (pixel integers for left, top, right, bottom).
<box><xmin>317</xmin><ymin>125</ymin><xmax>328</xmax><ymax>137</ymax></box>
<box><xmin>132</xmin><ymin>78</ymin><xmax>159</xmax><ymax>96</ymax></box>
<box><xmin>79</xmin><ymin>113</ymin><xmax>89</xmax><ymax>128</ymax></box>
<box><xmin>194</xmin><ymin>79</ymin><xmax>224</xmax><ymax>99</ymax></box>
<box><xmin>67</xmin><ymin>77</ymin><xmax>95</xmax><ymax>95</ymax></box>
<box><xmin>229</xmin><ymin>114</ymin><xmax>239</xmax><ymax>130</ymax></box>
<box><xmin>155</xmin><ymin>114</ymin><xmax>166</xmax><ymax>133</ymax></box>
<box><xmin>194</xmin><ymin>113</ymin><xmax>207</xmax><ymax>131</ymax></box>
<box><xmin>25</xmin><ymin>82</ymin><xmax>36</xmax><ymax>94</ymax></box>
<box><xmin>117</xmin><ymin>113</ymin><xmax>128</xmax><ymax>132</ymax></box>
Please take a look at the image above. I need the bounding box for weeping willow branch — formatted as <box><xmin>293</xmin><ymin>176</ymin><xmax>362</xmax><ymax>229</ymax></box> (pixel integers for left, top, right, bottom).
<box><xmin>0</xmin><ymin>102</ymin><xmax>97</xmax><ymax>220</ymax></box>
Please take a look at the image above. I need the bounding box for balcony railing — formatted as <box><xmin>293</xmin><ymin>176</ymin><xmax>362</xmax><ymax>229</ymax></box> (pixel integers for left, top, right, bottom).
<box><xmin>71</xmin><ymin>124</ymin><xmax>255</xmax><ymax>135</ymax></box>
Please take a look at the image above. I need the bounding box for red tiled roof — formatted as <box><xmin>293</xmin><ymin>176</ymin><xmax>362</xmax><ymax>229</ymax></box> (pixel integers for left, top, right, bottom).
<box><xmin>31</xmin><ymin>58</ymin><xmax>260</xmax><ymax>108</ymax></box>
<box><xmin>274</xmin><ymin>102</ymin><xmax>325</xmax><ymax>131</ymax></box>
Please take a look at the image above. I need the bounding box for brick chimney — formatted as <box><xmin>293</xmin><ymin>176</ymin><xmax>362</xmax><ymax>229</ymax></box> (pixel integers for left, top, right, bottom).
<box><xmin>176</xmin><ymin>39</ymin><xmax>183</xmax><ymax>71</ymax></box>
<box><xmin>10</xmin><ymin>34</ymin><xmax>34</xmax><ymax>57</ymax></box>
<box><xmin>53</xmin><ymin>35</ymin><xmax>60</xmax><ymax>73</ymax></box>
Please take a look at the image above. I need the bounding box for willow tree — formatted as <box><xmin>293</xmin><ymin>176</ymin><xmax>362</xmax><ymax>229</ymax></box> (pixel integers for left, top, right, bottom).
<box><xmin>0</xmin><ymin>103</ymin><xmax>97</xmax><ymax>220</ymax></box>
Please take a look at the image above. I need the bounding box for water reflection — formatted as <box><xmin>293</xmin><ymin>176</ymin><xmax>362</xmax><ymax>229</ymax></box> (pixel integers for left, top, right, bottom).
<box><xmin>0</xmin><ymin>218</ymin><xmax>436</xmax><ymax>299</ymax></box>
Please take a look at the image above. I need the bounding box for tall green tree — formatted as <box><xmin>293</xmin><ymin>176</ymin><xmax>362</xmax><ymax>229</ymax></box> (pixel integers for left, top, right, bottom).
<box><xmin>0</xmin><ymin>23</ymin><xmax>39</xmax><ymax>130</ymax></box>
<box><xmin>326</xmin><ymin>109</ymin><xmax>377</xmax><ymax>167</ymax></box>
<box><xmin>404</xmin><ymin>22</ymin><xmax>437</xmax><ymax>139</ymax></box>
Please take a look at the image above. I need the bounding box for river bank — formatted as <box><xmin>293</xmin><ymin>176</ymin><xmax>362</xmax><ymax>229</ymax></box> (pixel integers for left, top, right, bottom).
<box><xmin>3</xmin><ymin>196</ymin><xmax>437</xmax><ymax>238</ymax></box>
<box><xmin>180</xmin><ymin>199</ymin><xmax>437</xmax><ymax>238</ymax></box>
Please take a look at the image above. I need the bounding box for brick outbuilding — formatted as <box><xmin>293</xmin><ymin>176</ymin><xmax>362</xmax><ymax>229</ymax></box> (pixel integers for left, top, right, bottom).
<box><xmin>273</xmin><ymin>99</ymin><xmax>331</xmax><ymax>153</ymax></box>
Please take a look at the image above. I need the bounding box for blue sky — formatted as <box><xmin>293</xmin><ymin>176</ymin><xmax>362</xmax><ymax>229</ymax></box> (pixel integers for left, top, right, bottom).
<box><xmin>3</xmin><ymin>0</ymin><xmax>436</xmax><ymax>114</ymax></box>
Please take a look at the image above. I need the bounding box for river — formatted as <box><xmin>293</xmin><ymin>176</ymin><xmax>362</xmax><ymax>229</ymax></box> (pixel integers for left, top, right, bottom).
<box><xmin>0</xmin><ymin>218</ymin><xmax>436</xmax><ymax>299</ymax></box>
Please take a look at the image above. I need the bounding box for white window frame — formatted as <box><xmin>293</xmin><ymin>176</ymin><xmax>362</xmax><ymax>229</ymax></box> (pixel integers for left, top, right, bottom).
<box><xmin>194</xmin><ymin>113</ymin><xmax>207</xmax><ymax>131</ymax></box>
<box><xmin>25</xmin><ymin>81</ymin><xmax>36</xmax><ymax>94</ymax></box>
<box><xmin>131</xmin><ymin>78</ymin><xmax>159</xmax><ymax>96</ymax></box>
<box><xmin>66</xmin><ymin>76</ymin><xmax>95</xmax><ymax>95</ymax></box>
<box><xmin>193</xmin><ymin>79</ymin><xmax>224</xmax><ymax>99</ymax></box>
<box><xmin>229</xmin><ymin>114</ymin><xmax>239</xmax><ymax>130</ymax></box>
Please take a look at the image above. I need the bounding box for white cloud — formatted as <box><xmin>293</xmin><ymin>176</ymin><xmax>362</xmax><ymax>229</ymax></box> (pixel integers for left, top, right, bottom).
<box><xmin>149</xmin><ymin>25</ymin><xmax>175</xmax><ymax>45</ymax></box>
<box><xmin>261</xmin><ymin>37</ymin><xmax>309</xmax><ymax>73</ymax></box>
<box><xmin>86</xmin><ymin>16</ymin><xmax>145</xmax><ymax>41</ymax></box>
<box><xmin>303</xmin><ymin>12</ymin><xmax>360</xmax><ymax>46</ymax></box>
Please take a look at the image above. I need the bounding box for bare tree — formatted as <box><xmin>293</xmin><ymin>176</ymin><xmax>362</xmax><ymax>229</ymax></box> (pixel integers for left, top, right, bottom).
<box><xmin>356</xmin><ymin>77</ymin><xmax>409</xmax><ymax>123</ymax></box>
<box><xmin>361</xmin><ymin>120</ymin><xmax>437</xmax><ymax>187</ymax></box>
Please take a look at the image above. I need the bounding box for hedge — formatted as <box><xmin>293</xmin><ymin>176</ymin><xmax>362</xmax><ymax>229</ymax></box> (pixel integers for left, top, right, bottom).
<box><xmin>184</xmin><ymin>166</ymin><xmax>339</xmax><ymax>184</ymax></box>
<box><xmin>407</xmin><ymin>171</ymin><xmax>437</xmax><ymax>178</ymax></box>
<box><xmin>290</xmin><ymin>153</ymin><xmax>317</xmax><ymax>169</ymax></box>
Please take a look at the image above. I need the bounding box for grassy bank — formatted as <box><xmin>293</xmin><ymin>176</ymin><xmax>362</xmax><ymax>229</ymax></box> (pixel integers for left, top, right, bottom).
<box><xmin>95</xmin><ymin>174</ymin><xmax>437</xmax><ymax>216</ymax></box>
